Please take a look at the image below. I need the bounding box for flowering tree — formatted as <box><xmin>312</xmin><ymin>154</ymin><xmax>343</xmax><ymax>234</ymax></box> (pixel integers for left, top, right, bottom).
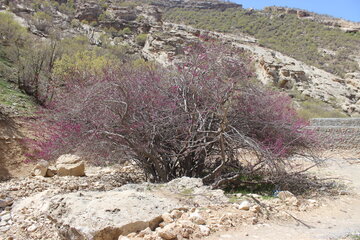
<box><xmin>28</xmin><ymin>43</ymin><xmax>315</xmax><ymax>185</ymax></box>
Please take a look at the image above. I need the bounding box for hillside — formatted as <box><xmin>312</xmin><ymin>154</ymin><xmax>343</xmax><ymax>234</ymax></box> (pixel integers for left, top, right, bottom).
<box><xmin>0</xmin><ymin>0</ymin><xmax>359</xmax><ymax>118</ymax></box>
<box><xmin>165</xmin><ymin>7</ymin><xmax>360</xmax><ymax>77</ymax></box>
<box><xmin>1</xmin><ymin>1</ymin><xmax>360</xmax><ymax>240</ymax></box>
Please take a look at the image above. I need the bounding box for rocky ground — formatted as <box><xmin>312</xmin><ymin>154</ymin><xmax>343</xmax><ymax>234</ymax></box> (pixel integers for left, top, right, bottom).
<box><xmin>1</xmin><ymin>150</ymin><xmax>359</xmax><ymax>240</ymax></box>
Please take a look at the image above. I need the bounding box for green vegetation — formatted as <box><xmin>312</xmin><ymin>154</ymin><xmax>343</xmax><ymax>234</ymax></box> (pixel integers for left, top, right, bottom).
<box><xmin>135</xmin><ymin>33</ymin><xmax>148</xmax><ymax>46</ymax></box>
<box><xmin>0</xmin><ymin>12</ymin><xmax>137</xmax><ymax>108</ymax></box>
<box><xmin>224</xmin><ymin>174</ymin><xmax>276</xmax><ymax>196</ymax></box>
<box><xmin>165</xmin><ymin>8</ymin><xmax>360</xmax><ymax>77</ymax></box>
<box><xmin>53</xmin><ymin>50</ymin><xmax>110</xmax><ymax>81</ymax></box>
<box><xmin>98</xmin><ymin>11</ymin><xmax>113</xmax><ymax>22</ymax></box>
<box><xmin>0</xmin><ymin>78</ymin><xmax>36</xmax><ymax>113</ymax></box>
<box><xmin>298</xmin><ymin>99</ymin><xmax>348</xmax><ymax>119</ymax></box>
<box><xmin>58</xmin><ymin>0</ymin><xmax>76</xmax><ymax>15</ymax></box>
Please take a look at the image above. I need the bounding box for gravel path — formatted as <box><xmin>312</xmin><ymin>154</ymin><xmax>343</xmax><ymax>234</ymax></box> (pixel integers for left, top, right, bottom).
<box><xmin>206</xmin><ymin>153</ymin><xmax>360</xmax><ymax>240</ymax></box>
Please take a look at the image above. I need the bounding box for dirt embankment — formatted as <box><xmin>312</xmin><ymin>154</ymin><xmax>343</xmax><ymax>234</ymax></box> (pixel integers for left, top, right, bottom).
<box><xmin>0</xmin><ymin>112</ymin><xmax>29</xmax><ymax>181</ymax></box>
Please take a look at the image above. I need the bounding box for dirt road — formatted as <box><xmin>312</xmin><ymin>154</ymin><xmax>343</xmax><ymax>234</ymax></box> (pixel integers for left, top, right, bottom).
<box><xmin>207</xmin><ymin>152</ymin><xmax>360</xmax><ymax>240</ymax></box>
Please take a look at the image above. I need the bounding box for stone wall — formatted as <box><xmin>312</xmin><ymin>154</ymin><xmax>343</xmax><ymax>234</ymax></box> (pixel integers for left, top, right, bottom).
<box><xmin>309</xmin><ymin>118</ymin><xmax>360</xmax><ymax>148</ymax></box>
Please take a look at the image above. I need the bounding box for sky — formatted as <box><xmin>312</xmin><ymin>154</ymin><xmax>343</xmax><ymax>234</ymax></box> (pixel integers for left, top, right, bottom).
<box><xmin>231</xmin><ymin>0</ymin><xmax>360</xmax><ymax>22</ymax></box>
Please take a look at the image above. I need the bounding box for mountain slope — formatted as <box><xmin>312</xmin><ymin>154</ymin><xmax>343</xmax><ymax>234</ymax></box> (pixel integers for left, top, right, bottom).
<box><xmin>164</xmin><ymin>7</ymin><xmax>360</xmax><ymax>78</ymax></box>
<box><xmin>0</xmin><ymin>0</ymin><xmax>359</xmax><ymax>117</ymax></box>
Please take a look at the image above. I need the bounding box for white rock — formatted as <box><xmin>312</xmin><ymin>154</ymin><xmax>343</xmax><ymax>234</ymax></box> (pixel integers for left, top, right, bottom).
<box><xmin>189</xmin><ymin>211</ymin><xmax>206</xmax><ymax>225</ymax></box>
<box><xmin>27</xmin><ymin>224</ymin><xmax>38</xmax><ymax>232</ymax></box>
<box><xmin>14</xmin><ymin>188</ymin><xmax>182</xmax><ymax>240</ymax></box>
<box><xmin>137</xmin><ymin>227</ymin><xmax>152</xmax><ymax>237</ymax></box>
<box><xmin>157</xmin><ymin>223</ymin><xmax>177</xmax><ymax>239</ymax></box>
<box><xmin>0</xmin><ymin>198</ymin><xmax>13</xmax><ymax>208</ymax></box>
<box><xmin>238</xmin><ymin>200</ymin><xmax>251</xmax><ymax>210</ymax></box>
<box><xmin>0</xmin><ymin>225</ymin><xmax>10</xmax><ymax>232</ymax></box>
<box><xmin>0</xmin><ymin>221</ymin><xmax>8</xmax><ymax>227</ymax></box>
<box><xmin>32</xmin><ymin>160</ymin><xmax>49</xmax><ymax>177</ymax></box>
<box><xmin>1</xmin><ymin>214</ymin><xmax>11</xmax><ymax>221</ymax></box>
<box><xmin>199</xmin><ymin>225</ymin><xmax>210</xmax><ymax>236</ymax></box>
<box><xmin>162</xmin><ymin>212</ymin><xmax>174</xmax><ymax>223</ymax></box>
<box><xmin>170</xmin><ymin>210</ymin><xmax>182</xmax><ymax>219</ymax></box>
<box><xmin>250</xmin><ymin>205</ymin><xmax>261</xmax><ymax>213</ymax></box>
<box><xmin>278</xmin><ymin>191</ymin><xmax>299</xmax><ymax>206</ymax></box>
<box><xmin>56</xmin><ymin>154</ymin><xmax>85</xmax><ymax>177</ymax></box>
<box><xmin>118</xmin><ymin>236</ymin><xmax>130</xmax><ymax>240</ymax></box>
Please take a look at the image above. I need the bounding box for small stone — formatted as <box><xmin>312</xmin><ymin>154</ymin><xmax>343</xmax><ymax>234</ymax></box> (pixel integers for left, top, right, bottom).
<box><xmin>189</xmin><ymin>211</ymin><xmax>206</xmax><ymax>225</ymax></box>
<box><xmin>0</xmin><ymin>198</ymin><xmax>13</xmax><ymax>208</ymax></box>
<box><xmin>127</xmin><ymin>232</ymin><xmax>137</xmax><ymax>237</ymax></box>
<box><xmin>0</xmin><ymin>221</ymin><xmax>7</xmax><ymax>227</ymax></box>
<box><xmin>46</xmin><ymin>166</ymin><xmax>57</xmax><ymax>177</ymax></box>
<box><xmin>27</xmin><ymin>224</ymin><xmax>37</xmax><ymax>232</ymax></box>
<box><xmin>162</xmin><ymin>212</ymin><xmax>174</xmax><ymax>223</ymax></box>
<box><xmin>238</xmin><ymin>200</ymin><xmax>251</xmax><ymax>210</ymax></box>
<box><xmin>159</xmin><ymin>222</ymin><xmax>167</xmax><ymax>228</ymax></box>
<box><xmin>278</xmin><ymin>191</ymin><xmax>299</xmax><ymax>206</ymax></box>
<box><xmin>32</xmin><ymin>160</ymin><xmax>49</xmax><ymax>177</ymax></box>
<box><xmin>199</xmin><ymin>225</ymin><xmax>210</xmax><ymax>236</ymax></box>
<box><xmin>251</xmin><ymin>216</ymin><xmax>258</xmax><ymax>224</ymax></box>
<box><xmin>118</xmin><ymin>236</ymin><xmax>130</xmax><ymax>240</ymax></box>
<box><xmin>137</xmin><ymin>227</ymin><xmax>152</xmax><ymax>237</ymax></box>
<box><xmin>250</xmin><ymin>205</ymin><xmax>261</xmax><ymax>213</ymax></box>
<box><xmin>157</xmin><ymin>223</ymin><xmax>177</xmax><ymax>240</ymax></box>
<box><xmin>0</xmin><ymin>210</ymin><xmax>9</xmax><ymax>216</ymax></box>
<box><xmin>170</xmin><ymin>210</ymin><xmax>182</xmax><ymax>219</ymax></box>
<box><xmin>2</xmin><ymin>214</ymin><xmax>11</xmax><ymax>222</ymax></box>
<box><xmin>0</xmin><ymin>225</ymin><xmax>10</xmax><ymax>232</ymax></box>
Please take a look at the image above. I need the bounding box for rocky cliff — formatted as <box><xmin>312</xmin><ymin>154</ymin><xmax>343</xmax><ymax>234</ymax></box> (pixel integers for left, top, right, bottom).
<box><xmin>0</xmin><ymin>0</ymin><xmax>359</xmax><ymax>116</ymax></box>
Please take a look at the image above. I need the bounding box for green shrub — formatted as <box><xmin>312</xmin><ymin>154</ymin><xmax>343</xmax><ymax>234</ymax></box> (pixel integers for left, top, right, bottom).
<box><xmin>297</xmin><ymin>99</ymin><xmax>348</xmax><ymax>119</ymax></box>
<box><xmin>53</xmin><ymin>50</ymin><xmax>110</xmax><ymax>81</ymax></box>
<box><xmin>121</xmin><ymin>27</ymin><xmax>132</xmax><ymax>35</ymax></box>
<box><xmin>70</xmin><ymin>19</ymin><xmax>81</xmax><ymax>28</ymax></box>
<box><xmin>0</xmin><ymin>12</ymin><xmax>28</xmax><ymax>47</ymax></box>
<box><xmin>58</xmin><ymin>0</ymin><xmax>75</xmax><ymax>15</ymax></box>
<box><xmin>0</xmin><ymin>79</ymin><xmax>36</xmax><ymax>113</ymax></box>
<box><xmin>98</xmin><ymin>11</ymin><xmax>113</xmax><ymax>22</ymax></box>
<box><xmin>135</xmin><ymin>33</ymin><xmax>147</xmax><ymax>46</ymax></box>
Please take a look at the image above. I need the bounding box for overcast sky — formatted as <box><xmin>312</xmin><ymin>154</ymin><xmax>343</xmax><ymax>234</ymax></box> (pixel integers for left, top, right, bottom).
<box><xmin>232</xmin><ymin>0</ymin><xmax>360</xmax><ymax>22</ymax></box>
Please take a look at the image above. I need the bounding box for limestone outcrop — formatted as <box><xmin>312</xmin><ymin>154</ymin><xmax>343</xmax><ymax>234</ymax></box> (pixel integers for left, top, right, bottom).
<box><xmin>10</xmin><ymin>177</ymin><xmax>229</xmax><ymax>240</ymax></box>
<box><xmin>142</xmin><ymin>22</ymin><xmax>360</xmax><ymax>115</ymax></box>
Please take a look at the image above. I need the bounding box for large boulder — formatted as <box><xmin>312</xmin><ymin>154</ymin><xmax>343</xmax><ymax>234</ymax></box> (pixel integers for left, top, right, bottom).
<box><xmin>56</xmin><ymin>154</ymin><xmax>85</xmax><ymax>177</ymax></box>
<box><xmin>35</xmin><ymin>189</ymin><xmax>181</xmax><ymax>240</ymax></box>
<box><xmin>11</xmin><ymin>177</ymin><xmax>229</xmax><ymax>240</ymax></box>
